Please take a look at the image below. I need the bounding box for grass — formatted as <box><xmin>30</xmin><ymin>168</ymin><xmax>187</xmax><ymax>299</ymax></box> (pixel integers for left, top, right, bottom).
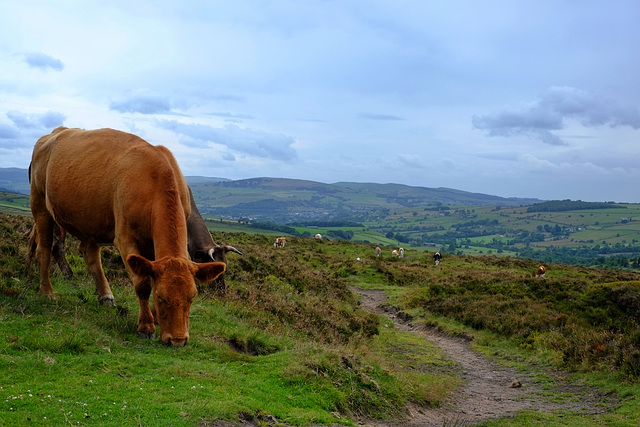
<box><xmin>2</xmin><ymin>212</ymin><xmax>640</xmax><ymax>425</ymax></box>
<box><xmin>0</xmin><ymin>213</ymin><xmax>453</xmax><ymax>426</ymax></box>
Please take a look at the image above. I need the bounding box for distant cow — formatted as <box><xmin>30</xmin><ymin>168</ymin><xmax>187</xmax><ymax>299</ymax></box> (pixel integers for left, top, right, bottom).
<box><xmin>29</xmin><ymin>127</ymin><xmax>226</xmax><ymax>346</ymax></box>
<box><xmin>433</xmin><ymin>252</ymin><xmax>442</xmax><ymax>265</ymax></box>
<box><xmin>392</xmin><ymin>250</ymin><xmax>399</xmax><ymax>257</ymax></box>
<box><xmin>399</xmin><ymin>247</ymin><xmax>404</xmax><ymax>258</ymax></box>
<box><xmin>274</xmin><ymin>237</ymin><xmax>286</xmax><ymax>247</ymax></box>
<box><xmin>536</xmin><ymin>265</ymin><xmax>546</xmax><ymax>278</ymax></box>
<box><xmin>315</xmin><ymin>233</ymin><xmax>322</xmax><ymax>240</ymax></box>
<box><xmin>375</xmin><ymin>246</ymin><xmax>381</xmax><ymax>257</ymax></box>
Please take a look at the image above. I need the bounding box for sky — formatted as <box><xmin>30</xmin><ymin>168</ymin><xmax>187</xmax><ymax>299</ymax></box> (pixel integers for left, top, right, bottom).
<box><xmin>1</xmin><ymin>0</ymin><xmax>640</xmax><ymax>203</ymax></box>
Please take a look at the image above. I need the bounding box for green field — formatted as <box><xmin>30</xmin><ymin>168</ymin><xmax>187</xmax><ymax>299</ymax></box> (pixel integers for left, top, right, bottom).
<box><xmin>3</xmin><ymin>189</ymin><xmax>640</xmax><ymax>269</ymax></box>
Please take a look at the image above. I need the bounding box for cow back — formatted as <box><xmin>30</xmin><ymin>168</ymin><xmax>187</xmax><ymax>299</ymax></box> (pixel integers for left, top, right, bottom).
<box><xmin>30</xmin><ymin>127</ymin><xmax>190</xmax><ymax>255</ymax></box>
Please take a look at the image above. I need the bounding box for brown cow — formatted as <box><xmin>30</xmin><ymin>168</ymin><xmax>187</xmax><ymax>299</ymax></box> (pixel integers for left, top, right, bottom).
<box><xmin>536</xmin><ymin>265</ymin><xmax>546</xmax><ymax>278</ymax></box>
<box><xmin>27</xmin><ymin>186</ymin><xmax>242</xmax><ymax>293</ymax></box>
<box><xmin>29</xmin><ymin>127</ymin><xmax>226</xmax><ymax>346</ymax></box>
<box><xmin>274</xmin><ymin>237</ymin><xmax>286</xmax><ymax>247</ymax></box>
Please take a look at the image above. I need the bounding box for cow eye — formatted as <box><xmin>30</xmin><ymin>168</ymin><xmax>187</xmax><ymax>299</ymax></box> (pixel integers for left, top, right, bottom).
<box><xmin>156</xmin><ymin>297</ymin><xmax>166</xmax><ymax>305</ymax></box>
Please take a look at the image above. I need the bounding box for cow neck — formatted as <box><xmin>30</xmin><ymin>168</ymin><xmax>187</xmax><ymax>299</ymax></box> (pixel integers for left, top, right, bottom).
<box><xmin>150</xmin><ymin>184</ymin><xmax>189</xmax><ymax>260</ymax></box>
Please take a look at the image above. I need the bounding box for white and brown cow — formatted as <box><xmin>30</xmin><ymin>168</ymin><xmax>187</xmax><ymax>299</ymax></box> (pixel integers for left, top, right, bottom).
<box><xmin>29</xmin><ymin>127</ymin><xmax>226</xmax><ymax>346</ymax></box>
<box><xmin>274</xmin><ymin>237</ymin><xmax>286</xmax><ymax>247</ymax></box>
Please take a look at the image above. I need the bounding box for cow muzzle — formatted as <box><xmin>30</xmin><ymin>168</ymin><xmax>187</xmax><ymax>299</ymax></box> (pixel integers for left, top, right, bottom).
<box><xmin>163</xmin><ymin>334</ymin><xmax>189</xmax><ymax>347</ymax></box>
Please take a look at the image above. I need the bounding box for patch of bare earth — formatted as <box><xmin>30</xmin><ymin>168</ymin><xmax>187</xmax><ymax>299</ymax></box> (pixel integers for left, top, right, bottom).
<box><xmin>352</xmin><ymin>287</ymin><xmax>616</xmax><ymax>427</ymax></box>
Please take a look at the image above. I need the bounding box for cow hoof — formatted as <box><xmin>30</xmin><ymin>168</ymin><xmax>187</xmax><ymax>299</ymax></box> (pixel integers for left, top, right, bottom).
<box><xmin>137</xmin><ymin>332</ymin><xmax>156</xmax><ymax>340</ymax></box>
<box><xmin>98</xmin><ymin>295</ymin><xmax>115</xmax><ymax>306</ymax></box>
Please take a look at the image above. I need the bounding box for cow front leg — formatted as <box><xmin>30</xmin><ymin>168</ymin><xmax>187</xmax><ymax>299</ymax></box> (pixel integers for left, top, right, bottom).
<box><xmin>79</xmin><ymin>241</ymin><xmax>114</xmax><ymax>306</ymax></box>
<box><xmin>134</xmin><ymin>276</ymin><xmax>156</xmax><ymax>339</ymax></box>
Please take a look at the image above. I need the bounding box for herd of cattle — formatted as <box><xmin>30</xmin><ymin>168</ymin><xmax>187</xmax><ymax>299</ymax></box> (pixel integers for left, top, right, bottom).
<box><xmin>25</xmin><ymin>127</ymin><xmax>546</xmax><ymax>347</ymax></box>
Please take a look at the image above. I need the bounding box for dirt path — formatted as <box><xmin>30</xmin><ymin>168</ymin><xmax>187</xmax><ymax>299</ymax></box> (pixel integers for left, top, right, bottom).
<box><xmin>352</xmin><ymin>287</ymin><xmax>614</xmax><ymax>426</ymax></box>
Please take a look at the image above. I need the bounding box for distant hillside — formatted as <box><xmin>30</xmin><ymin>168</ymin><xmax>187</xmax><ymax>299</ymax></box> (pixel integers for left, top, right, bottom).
<box><xmin>0</xmin><ymin>168</ymin><xmax>542</xmax><ymax>223</ymax></box>
<box><xmin>0</xmin><ymin>168</ymin><xmax>29</xmax><ymax>194</ymax></box>
<box><xmin>189</xmin><ymin>177</ymin><xmax>542</xmax><ymax>223</ymax></box>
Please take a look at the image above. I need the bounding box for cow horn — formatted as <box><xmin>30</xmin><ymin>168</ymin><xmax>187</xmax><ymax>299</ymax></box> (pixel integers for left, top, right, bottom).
<box><xmin>207</xmin><ymin>248</ymin><xmax>215</xmax><ymax>261</ymax></box>
<box><xmin>224</xmin><ymin>245</ymin><xmax>242</xmax><ymax>256</ymax></box>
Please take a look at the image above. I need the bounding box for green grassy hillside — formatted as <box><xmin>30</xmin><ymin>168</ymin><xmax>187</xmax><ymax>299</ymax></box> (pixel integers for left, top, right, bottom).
<box><xmin>1</xmin><ymin>213</ymin><xmax>640</xmax><ymax>425</ymax></box>
<box><xmin>3</xmin><ymin>187</ymin><xmax>640</xmax><ymax>270</ymax></box>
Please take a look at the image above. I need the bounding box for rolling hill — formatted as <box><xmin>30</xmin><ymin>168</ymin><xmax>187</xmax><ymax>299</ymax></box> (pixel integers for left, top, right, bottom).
<box><xmin>0</xmin><ymin>167</ymin><xmax>541</xmax><ymax>224</ymax></box>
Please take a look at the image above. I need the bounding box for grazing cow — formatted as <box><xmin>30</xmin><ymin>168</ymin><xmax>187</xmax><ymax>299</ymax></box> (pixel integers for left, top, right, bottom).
<box><xmin>536</xmin><ymin>265</ymin><xmax>546</xmax><ymax>278</ymax></box>
<box><xmin>29</xmin><ymin>127</ymin><xmax>226</xmax><ymax>346</ymax></box>
<box><xmin>27</xmin><ymin>186</ymin><xmax>242</xmax><ymax>293</ymax></box>
<box><xmin>375</xmin><ymin>246</ymin><xmax>381</xmax><ymax>257</ymax></box>
<box><xmin>433</xmin><ymin>252</ymin><xmax>442</xmax><ymax>265</ymax></box>
<box><xmin>274</xmin><ymin>237</ymin><xmax>286</xmax><ymax>247</ymax></box>
<box><xmin>392</xmin><ymin>249</ymin><xmax>399</xmax><ymax>257</ymax></box>
<box><xmin>186</xmin><ymin>187</ymin><xmax>242</xmax><ymax>293</ymax></box>
<box><xmin>399</xmin><ymin>247</ymin><xmax>404</xmax><ymax>258</ymax></box>
<box><xmin>315</xmin><ymin>233</ymin><xmax>322</xmax><ymax>240</ymax></box>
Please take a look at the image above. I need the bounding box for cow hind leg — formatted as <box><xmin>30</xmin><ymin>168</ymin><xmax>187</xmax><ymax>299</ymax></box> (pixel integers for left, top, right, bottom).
<box><xmin>33</xmin><ymin>215</ymin><xmax>55</xmax><ymax>298</ymax></box>
<box><xmin>79</xmin><ymin>241</ymin><xmax>115</xmax><ymax>306</ymax></box>
<box><xmin>52</xmin><ymin>226</ymin><xmax>74</xmax><ymax>280</ymax></box>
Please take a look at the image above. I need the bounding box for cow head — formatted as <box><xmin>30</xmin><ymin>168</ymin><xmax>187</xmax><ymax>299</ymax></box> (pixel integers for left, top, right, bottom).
<box><xmin>127</xmin><ymin>255</ymin><xmax>226</xmax><ymax>346</ymax></box>
<box><xmin>192</xmin><ymin>245</ymin><xmax>242</xmax><ymax>294</ymax></box>
<box><xmin>193</xmin><ymin>245</ymin><xmax>243</xmax><ymax>265</ymax></box>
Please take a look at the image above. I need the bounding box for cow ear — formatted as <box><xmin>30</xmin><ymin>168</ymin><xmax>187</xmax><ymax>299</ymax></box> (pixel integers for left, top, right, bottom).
<box><xmin>194</xmin><ymin>261</ymin><xmax>226</xmax><ymax>283</ymax></box>
<box><xmin>127</xmin><ymin>254</ymin><xmax>155</xmax><ymax>278</ymax></box>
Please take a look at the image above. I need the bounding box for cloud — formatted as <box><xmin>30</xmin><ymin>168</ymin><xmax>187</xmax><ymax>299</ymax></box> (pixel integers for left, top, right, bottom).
<box><xmin>23</xmin><ymin>52</ymin><xmax>64</xmax><ymax>71</ymax></box>
<box><xmin>0</xmin><ymin>123</ymin><xmax>19</xmax><ymax>139</ymax></box>
<box><xmin>109</xmin><ymin>91</ymin><xmax>172</xmax><ymax>114</ymax></box>
<box><xmin>158</xmin><ymin>120</ymin><xmax>297</xmax><ymax>162</ymax></box>
<box><xmin>7</xmin><ymin>110</ymin><xmax>66</xmax><ymax>130</ymax></box>
<box><xmin>206</xmin><ymin>112</ymin><xmax>255</xmax><ymax>122</ymax></box>
<box><xmin>472</xmin><ymin>86</ymin><xmax>640</xmax><ymax>145</ymax></box>
<box><xmin>0</xmin><ymin>111</ymin><xmax>65</xmax><ymax>150</ymax></box>
<box><xmin>359</xmin><ymin>113</ymin><xmax>405</xmax><ymax>121</ymax></box>
<box><xmin>396</xmin><ymin>154</ymin><xmax>425</xmax><ymax>169</ymax></box>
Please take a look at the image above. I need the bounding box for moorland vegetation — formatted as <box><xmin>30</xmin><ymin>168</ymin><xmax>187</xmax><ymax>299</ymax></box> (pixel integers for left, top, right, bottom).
<box><xmin>1</xmin><ymin>212</ymin><xmax>640</xmax><ymax>425</ymax></box>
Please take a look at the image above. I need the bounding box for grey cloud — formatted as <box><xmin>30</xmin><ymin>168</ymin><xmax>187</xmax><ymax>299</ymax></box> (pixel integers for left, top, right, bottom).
<box><xmin>472</xmin><ymin>86</ymin><xmax>640</xmax><ymax>145</ymax></box>
<box><xmin>0</xmin><ymin>123</ymin><xmax>19</xmax><ymax>139</ymax></box>
<box><xmin>206</xmin><ymin>112</ymin><xmax>255</xmax><ymax>120</ymax></box>
<box><xmin>7</xmin><ymin>110</ymin><xmax>65</xmax><ymax>130</ymax></box>
<box><xmin>396</xmin><ymin>154</ymin><xmax>424</xmax><ymax>169</ymax></box>
<box><xmin>158</xmin><ymin>120</ymin><xmax>297</xmax><ymax>162</ymax></box>
<box><xmin>110</xmin><ymin>93</ymin><xmax>172</xmax><ymax>114</ymax></box>
<box><xmin>359</xmin><ymin>113</ymin><xmax>405</xmax><ymax>121</ymax></box>
<box><xmin>23</xmin><ymin>52</ymin><xmax>64</xmax><ymax>71</ymax></box>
